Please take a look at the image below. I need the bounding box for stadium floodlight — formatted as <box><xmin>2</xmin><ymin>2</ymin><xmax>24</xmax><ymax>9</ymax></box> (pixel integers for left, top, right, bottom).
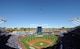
<box><xmin>70</xmin><ymin>16</ymin><xmax>80</xmax><ymax>26</ymax></box>
<box><xmin>0</xmin><ymin>17</ymin><xmax>6</xmax><ymax>24</ymax></box>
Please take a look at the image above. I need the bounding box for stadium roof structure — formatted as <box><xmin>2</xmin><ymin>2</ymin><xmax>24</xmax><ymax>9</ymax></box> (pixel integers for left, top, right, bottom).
<box><xmin>70</xmin><ymin>16</ymin><xmax>80</xmax><ymax>26</ymax></box>
<box><xmin>0</xmin><ymin>17</ymin><xmax>6</xmax><ymax>24</ymax></box>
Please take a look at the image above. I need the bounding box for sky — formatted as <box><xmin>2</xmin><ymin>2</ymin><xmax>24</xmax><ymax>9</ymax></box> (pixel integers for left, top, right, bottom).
<box><xmin>0</xmin><ymin>0</ymin><xmax>80</xmax><ymax>28</ymax></box>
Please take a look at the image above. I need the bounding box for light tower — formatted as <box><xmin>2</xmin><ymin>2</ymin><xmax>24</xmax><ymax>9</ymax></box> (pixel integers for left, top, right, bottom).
<box><xmin>0</xmin><ymin>17</ymin><xmax>6</xmax><ymax>24</ymax></box>
<box><xmin>70</xmin><ymin>16</ymin><xmax>80</xmax><ymax>26</ymax></box>
<box><xmin>0</xmin><ymin>17</ymin><xmax>6</xmax><ymax>30</ymax></box>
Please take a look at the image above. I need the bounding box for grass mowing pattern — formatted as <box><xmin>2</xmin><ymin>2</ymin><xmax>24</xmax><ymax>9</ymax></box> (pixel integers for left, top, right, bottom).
<box><xmin>20</xmin><ymin>37</ymin><xmax>30</xmax><ymax>49</ymax></box>
<box><xmin>43</xmin><ymin>35</ymin><xmax>58</xmax><ymax>46</ymax></box>
<box><xmin>20</xmin><ymin>35</ymin><xmax>58</xmax><ymax>49</ymax></box>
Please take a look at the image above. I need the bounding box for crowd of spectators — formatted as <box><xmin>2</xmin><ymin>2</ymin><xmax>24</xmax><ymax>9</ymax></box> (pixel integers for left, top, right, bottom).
<box><xmin>42</xmin><ymin>26</ymin><xmax>80</xmax><ymax>49</ymax></box>
<box><xmin>0</xmin><ymin>29</ymin><xmax>22</xmax><ymax>49</ymax></box>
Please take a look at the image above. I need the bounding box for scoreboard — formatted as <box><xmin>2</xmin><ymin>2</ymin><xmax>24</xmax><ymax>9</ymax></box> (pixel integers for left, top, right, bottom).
<box><xmin>37</xmin><ymin>26</ymin><xmax>42</xmax><ymax>35</ymax></box>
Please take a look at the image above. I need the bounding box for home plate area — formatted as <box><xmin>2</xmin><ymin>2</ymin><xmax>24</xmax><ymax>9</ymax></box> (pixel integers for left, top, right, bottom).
<box><xmin>28</xmin><ymin>39</ymin><xmax>53</xmax><ymax>49</ymax></box>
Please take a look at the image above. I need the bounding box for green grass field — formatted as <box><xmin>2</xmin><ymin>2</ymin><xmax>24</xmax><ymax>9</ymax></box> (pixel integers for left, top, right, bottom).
<box><xmin>20</xmin><ymin>35</ymin><xmax>59</xmax><ymax>49</ymax></box>
<box><xmin>34</xmin><ymin>41</ymin><xmax>49</xmax><ymax>48</ymax></box>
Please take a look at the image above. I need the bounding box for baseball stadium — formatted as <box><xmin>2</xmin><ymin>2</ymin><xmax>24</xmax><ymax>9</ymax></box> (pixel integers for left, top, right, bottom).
<box><xmin>18</xmin><ymin>26</ymin><xmax>59</xmax><ymax>49</ymax></box>
<box><xmin>0</xmin><ymin>17</ymin><xmax>80</xmax><ymax>49</ymax></box>
<box><xmin>0</xmin><ymin>0</ymin><xmax>80</xmax><ymax>49</ymax></box>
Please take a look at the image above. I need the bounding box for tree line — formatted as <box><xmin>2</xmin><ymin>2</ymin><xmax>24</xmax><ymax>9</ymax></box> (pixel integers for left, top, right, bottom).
<box><xmin>0</xmin><ymin>27</ymin><xmax>71</xmax><ymax>32</ymax></box>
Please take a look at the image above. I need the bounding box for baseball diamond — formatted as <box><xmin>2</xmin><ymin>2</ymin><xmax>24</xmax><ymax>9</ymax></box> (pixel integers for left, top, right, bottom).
<box><xmin>19</xmin><ymin>35</ymin><xmax>58</xmax><ymax>49</ymax></box>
